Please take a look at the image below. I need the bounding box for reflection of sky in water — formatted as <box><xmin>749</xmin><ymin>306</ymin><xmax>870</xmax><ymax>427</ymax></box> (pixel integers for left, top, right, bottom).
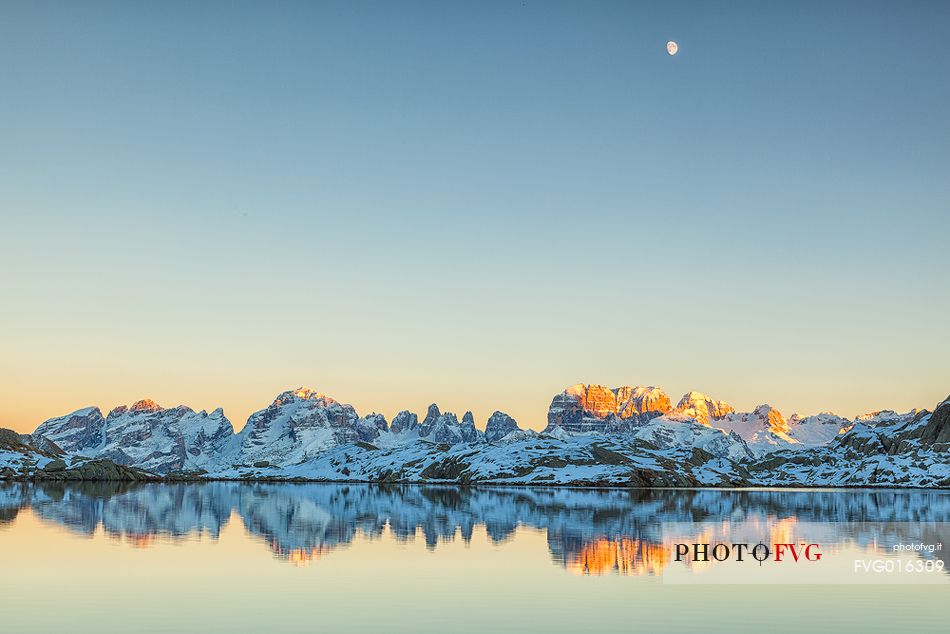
<box><xmin>2</xmin><ymin>483</ymin><xmax>948</xmax><ymax>633</ymax></box>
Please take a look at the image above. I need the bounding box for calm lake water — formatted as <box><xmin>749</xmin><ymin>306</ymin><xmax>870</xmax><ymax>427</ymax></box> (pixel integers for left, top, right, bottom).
<box><xmin>1</xmin><ymin>483</ymin><xmax>947</xmax><ymax>633</ymax></box>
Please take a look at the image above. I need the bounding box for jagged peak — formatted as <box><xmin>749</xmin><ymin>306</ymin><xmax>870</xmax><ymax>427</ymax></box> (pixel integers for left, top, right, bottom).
<box><xmin>191</xmin><ymin>407</ymin><xmax>228</xmax><ymax>419</ymax></box>
<box><xmin>751</xmin><ymin>404</ymin><xmax>787</xmax><ymax>431</ymax></box>
<box><xmin>549</xmin><ymin>383</ymin><xmax>679</xmax><ymax>434</ymax></box>
<box><xmin>563</xmin><ymin>383</ymin><xmax>596</xmax><ymax>396</ymax></box>
<box><xmin>615</xmin><ymin>385</ymin><xmax>665</xmax><ymax>396</ymax></box>
<box><xmin>271</xmin><ymin>387</ymin><xmax>337</xmax><ymax>407</ymax></box>
<box><xmin>485</xmin><ymin>411</ymin><xmax>521</xmax><ymax>443</ymax></box>
<box><xmin>613</xmin><ymin>385</ymin><xmax>672</xmax><ymax>416</ymax></box>
<box><xmin>856</xmin><ymin>409</ymin><xmax>897</xmax><ymax>421</ymax></box>
<box><xmin>437</xmin><ymin>411</ymin><xmax>459</xmax><ymax>424</ymax></box>
<box><xmin>130</xmin><ymin>399</ymin><xmax>162</xmax><ymax>412</ymax></box>
<box><xmin>787</xmin><ymin>411</ymin><xmax>847</xmax><ymax>424</ymax></box>
<box><xmin>855</xmin><ymin>408</ymin><xmax>923</xmax><ymax>425</ymax></box>
<box><xmin>552</xmin><ymin>384</ymin><xmax>616</xmax><ymax>413</ymax></box>
<box><xmin>389</xmin><ymin>410</ymin><xmax>418</xmax><ymax>434</ymax></box>
<box><xmin>674</xmin><ymin>392</ymin><xmax>734</xmax><ymax>425</ymax></box>
<box><xmin>790</xmin><ymin>410</ymin><xmax>842</xmax><ymax>418</ymax></box>
<box><xmin>422</xmin><ymin>403</ymin><xmax>441</xmax><ymax>426</ymax></box>
<box><xmin>105</xmin><ymin>399</ymin><xmax>190</xmax><ymax>419</ymax></box>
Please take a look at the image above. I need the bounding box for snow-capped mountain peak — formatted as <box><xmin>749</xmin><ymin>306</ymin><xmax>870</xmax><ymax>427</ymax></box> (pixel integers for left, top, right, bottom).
<box><xmin>855</xmin><ymin>409</ymin><xmax>922</xmax><ymax>425</ymax></box>
<box><xmin>220</xmin><ymin>388</ymin><xmax>359</xmax><ymax>466</ymax></box>
<box><xmin>416</xmin><ymin>405</ymin><xmax>482</xmax><ymax>445</ymax></box>
<box><xmin>614</xmin><ymin>385</ymin><xmax>672</xmax><ymax>417</ymax></box>
<box><xmin>33</xmin><ymin>407</ymin><xmax>106</xmax><ymax>453</ymax></box>
<box><xmin>546</xmin><ymin>383</ymin><xmax>667</xmax><ymax>434</ymax></box>
<box><xmin>674</xmin><ymin>392</ymin><xmax>735</xmax><ymax>425</ymax></box>
<box><xmin>785</xmin><ymin>412</ymin><xmax>852</xmax><ymax>445</ymax></box>
<box><xmin>129</xmin><ymin>399</ymin><xmax>162</xmax><ymax>412</ymax></box>
<box><xmin>34</xmin><ymin>400</ymin><xmax>233</xmax><ymax>472</ymax></box>
<box><xmin>752</xmin><ymin>404</ymin><xmax>788</xmax><ymax>433</ymax></box>
<box><xmin>272</xmin><ymin>387</ymin><xmax>337</xmax><ymax>407</ymax></box>
<box><xmin>485</xmin><ymin>411</ymin><xmax>522</xmax><ymax>443</ymax></box>
<box><xmin>709</xmin><ymin>404</ymin><xmax>796</xmax><ymax>455</ymax></box>
<box><xmin>22</xmin><ymin>384</ymin><xmax>950</xmax><ymax>488</ymax></box>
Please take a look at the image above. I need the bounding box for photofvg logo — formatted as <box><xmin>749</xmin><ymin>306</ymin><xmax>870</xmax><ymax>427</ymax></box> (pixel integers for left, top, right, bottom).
<box><xmin>662</xmin><ymin>523</ymin><xmax>949</xmax><ymax>585</ymax></box>
<box><xmin>674</xmin><ymin>542</ymin><xmax>822</xmax><ymax>564</ymax></box>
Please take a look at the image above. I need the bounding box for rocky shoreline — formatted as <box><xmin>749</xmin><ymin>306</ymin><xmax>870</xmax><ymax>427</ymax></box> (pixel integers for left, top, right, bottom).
<box><xmin>3</xmin><ymin>470</ymin><xmax>947</xmax><ymax>491</ymax></box>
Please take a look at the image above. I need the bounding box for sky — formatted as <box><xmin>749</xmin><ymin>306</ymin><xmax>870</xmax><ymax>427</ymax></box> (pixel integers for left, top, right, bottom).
<box><xmin>1</xmin><ymin>0</ymin><xmax>948</xmax><ymax>433</ymax></box>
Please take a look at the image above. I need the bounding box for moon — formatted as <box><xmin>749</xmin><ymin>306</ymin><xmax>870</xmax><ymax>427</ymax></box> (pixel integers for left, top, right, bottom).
<box><xmin>667</xmin><ymin>41</ymin><xmax>678</xmax><ymax>56</ymax></box>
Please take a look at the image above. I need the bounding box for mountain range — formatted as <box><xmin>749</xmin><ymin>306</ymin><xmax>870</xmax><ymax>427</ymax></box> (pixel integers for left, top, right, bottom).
<box><xmin>2</xmin><ymin>383</ymin><xmax>948</xmax><ymax>487</ymax></box>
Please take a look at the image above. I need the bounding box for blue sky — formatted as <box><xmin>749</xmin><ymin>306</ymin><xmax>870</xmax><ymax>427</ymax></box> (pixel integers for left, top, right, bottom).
<box><xmin>1</xmin><ymin>0</ymin><xmax>948</xmax><ymax>430</ymax></box>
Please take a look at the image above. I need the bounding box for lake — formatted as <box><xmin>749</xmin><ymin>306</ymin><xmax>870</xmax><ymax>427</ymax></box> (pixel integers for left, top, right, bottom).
<box><xmin>1</xmin><ymin>483</ymin><xmax>947</xmax><ymax>633</ymax></box>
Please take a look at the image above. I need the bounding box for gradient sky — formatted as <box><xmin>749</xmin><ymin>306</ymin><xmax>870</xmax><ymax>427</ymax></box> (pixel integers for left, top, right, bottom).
<box><xmin>1</xmin><ymin>0</ymin><xmax>948</xmax><ymax>433</ymax></box>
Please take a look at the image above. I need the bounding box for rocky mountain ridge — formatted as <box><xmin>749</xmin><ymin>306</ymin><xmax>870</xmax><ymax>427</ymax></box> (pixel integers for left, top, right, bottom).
<box><xmin>34</xmin><ymin>400</ymin><xmax>232</xmax><ymax>473</ymax></box>
<box><xmin>3</xmin><ymin>384</ymin><xmax>947</xmax><ymax>488</ymax></box>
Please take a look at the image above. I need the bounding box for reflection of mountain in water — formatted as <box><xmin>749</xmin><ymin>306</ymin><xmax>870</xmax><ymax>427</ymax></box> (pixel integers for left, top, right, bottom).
<box><xmin>2</xmin><ymin>482</ymin><xmax>947</xmax><ymax>573</ymax></box>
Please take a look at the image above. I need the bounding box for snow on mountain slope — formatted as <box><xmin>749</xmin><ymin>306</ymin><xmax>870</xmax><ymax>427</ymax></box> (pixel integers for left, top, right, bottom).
<box><xmin>204</xmin><ymin>433</ymin><xmax>747</xmax><ymax>488</ymax></box>
<box><xmin>98</xmin><ymin>402</ymin><xmax>233</xmax><ymax>472</ymax></box>
<box><xmin>496</xmin><ymin>429</ymin><xmax>539</xmax><ymax>443</ymax></box>
<box><xmin>459</xmin><ymin>411</ymin><xmax>483</xmax><ymax>443</ymax></box>
<box><xmin>217</xmin><ymin>388</ymin><xmax>359</xmax><ymax>467</ymax></box>
<box><xmin>484</xmin><ymin>411</ymin><xmax>523</xmax><ymax>443</ymax></box>
<box><xmin>33</xmin><ymin>407</ymin><xmax>106</xmax><ymax>453</ymax></box>
<box><xmin>33</xmin><ymin>400</ymin><xmax>233</xmax><ymax>473</ymax></box>
<box><xmin>177</xmin><ymin>407</ymin><xmax>234</xmax><ymax>469</ymax></box>
<box><xmin>15</xmin><ymin>386</ymin><xmax>950</xmax><ymax>488</ymax></box>
<box><xmin>0</xmin><ymin>429</ymin><xmax>59</xmax><ymax>474</ymax></box>
<box><xmin>389</xmin><ymin>410</ymin><xmax>418</xmax><ymax>434</ymax></box>
<box><xmin>636</xmin><ymin>414</ymin><xmax>754</xmax><ymax>461</ymax></box>
<box><xmin>706</xmin><ymin>406</ymin><xmax>850</xmax><ymax>456</ymax></box>
<box><xmin>355</xmin><ymin>413</ymin><xmax>388</xmax><ymax>442</ymax></box>
<box><xmin>855</xmin><ymin>409</ymin><xmax>923</xmax><ymax>425</ymax></box>
<box><xmin>746</xmin><ymin>397</ymin><xmax>950</xmax><ymax>487</ymax></box>
<box><xmin>785</xmin><ymin>412</ymin><xmax>851</xmax><ymax>445</ymax></box>
<box><xmin>713</xmin><ymin>405</ymin><xmax>797</xmax><ymax>455</ymax></box>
